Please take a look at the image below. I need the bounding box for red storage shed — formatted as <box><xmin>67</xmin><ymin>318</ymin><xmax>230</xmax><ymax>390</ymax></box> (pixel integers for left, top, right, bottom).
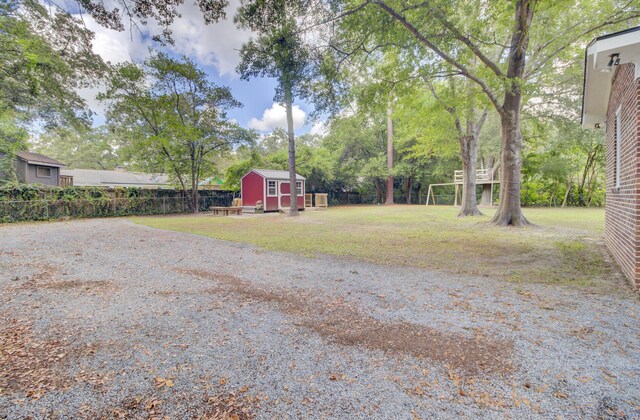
<box><xmin>241</xmin><ymin>169</ymin><xmax>305</xmax><ymax>212</ymax></box>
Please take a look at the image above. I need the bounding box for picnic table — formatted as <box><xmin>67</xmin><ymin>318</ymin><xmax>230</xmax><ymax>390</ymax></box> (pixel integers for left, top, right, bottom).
<box><xmin>210</xmin><ymin>206</ymin><xmax>243</xmax><ymax>216</ymax></box>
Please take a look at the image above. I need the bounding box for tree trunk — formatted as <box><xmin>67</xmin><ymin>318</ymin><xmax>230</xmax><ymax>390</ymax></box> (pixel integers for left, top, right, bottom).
<box><xmin>562</xmin><ymin>181</ymin><xmax>571</xmax><ymax>207</ymax></box>
<box><xmin>192</xmin><ymin>190</ymin><xmax>199</xmax><ymax>213</ymax></box>
<box><xmin>491</xmin><ymin>109</ymin><xmax>529</xmax><ymax>226</ymax></box>
<box><xmin>191</xmin><ymin>162</ymin><xmax>199</xmax><ymax>213</ymax></box>
<box><xmin>490</xmin><ymin>0</ymin><xmax>533</xmax><ymax>227</ymax></box>
<box><xmin>458</xmin><ymin>135</ymin><xmax>482</xmax><ymax>216</ymax></box>
<box><xmin>375</xmin><ymin>179</ymin><xmax>383</xmax><ymax>203</ymax></box>
<box><xmin>406</xmin><ymin>176</ymin><xmax>413</xmax><ymax>204</ymax></box>
<box><xmin>284</xmin><ymin>85</ymin><xmax>299</xmax><ymax>216</ymax></box>
<box><xmin>385</xmin><ymin>103</ymin><xmax>394</xmax><ymax>205</ymax></box>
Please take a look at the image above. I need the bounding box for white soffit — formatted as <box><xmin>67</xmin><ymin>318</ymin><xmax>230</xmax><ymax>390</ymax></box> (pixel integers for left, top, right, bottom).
<box><xmin>581</xmin><ymin>27</ymin><xmax>640</xmax><ymax>129</ymax></box>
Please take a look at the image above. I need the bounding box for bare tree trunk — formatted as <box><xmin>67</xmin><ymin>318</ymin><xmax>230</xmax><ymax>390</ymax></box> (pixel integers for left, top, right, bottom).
<box><xmin>457</xmin><ymin>107</ymin><xmax>487</xmax><ymax>216</ymax></box>
<box><xmin>406</xmin><ymin>176</ymin><xmax>413</xmax><ymax>204</ymax></box>
<box><xmin>375</xmin><ymin>179</ymin><xmax>383</xmax><ymax>203</ymax></box>
<box><xmin>458</xmin><ymin>135</ymin><xmax>482</xmax><ymax>216</ymax></box>
<box><xmin>490</xmin><ymin>0</ymin><xmax>532</xmax><ymax>227</ymax></box>
<box><xmin>385</xmin><ymin>103</ymin><xmax>394</xmax><ymax>205</ymax></box>
<box><xmin>491</xmin><ymin>109</ymin><xmax>529</xmax><ymax>226</ymax></box>
<box><xmin>191</xmin><ymin>154</ymin><xmax>199</xmax><ymax>214</ymax></box>
<box><xmin>284</xmin><ymin>85</ymin><xmax>299</xmax><ymax>216</ymax></box>
<box><xmin>562</xmin><ymin>180</ymin><xmax>571</xmax><ymax>207</ymax></box>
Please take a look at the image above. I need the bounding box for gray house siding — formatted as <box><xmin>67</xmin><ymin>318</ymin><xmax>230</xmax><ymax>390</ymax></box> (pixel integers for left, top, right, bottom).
<box><xmin>14</xmin><ymin>151</ymin><xmax>64</xmax><ymax>186</ymax></box>
<box><xmin>25</xmin><ymin>164</ymin><xmax>59</xmax><ymax>186</ymax></box>
<box><xmin>17</xmin><ymin>160</ymin><xmax>60</xmax><ymax>186</ymax></box>
<box><xmin>16</xmin><ymin>159</ymin><xmax>28</xmax><ymax>183</ymax></box>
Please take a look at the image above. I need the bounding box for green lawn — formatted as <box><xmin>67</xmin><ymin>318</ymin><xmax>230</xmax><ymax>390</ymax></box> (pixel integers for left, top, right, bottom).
<box><xmin>131</xmin><ymin>205</ymin><xmax>620</xmax><ymax>290</ymax></box>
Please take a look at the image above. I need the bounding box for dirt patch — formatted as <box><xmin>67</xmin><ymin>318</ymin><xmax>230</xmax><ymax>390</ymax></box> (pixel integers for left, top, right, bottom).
<box><xmin>0</xmin><ymin>318</ymin><xmax>109</xmax><ymax>399</ymax></box>
<box><xmin>0</xmin><ymin>250</ymin><xmax>19</xmax><ymax>257</ymax></box>
<box><xmin>176</xmin><ymin>268</ymin><xmax>514</xmax><ymax>376</ymax></box>
<box><xmin>15</xmin><ymin>267</ymin><xmax>116</xmax><ymax>294</ymax></box>
<box><xmin>40</xmin><ymin>279</ymin><xmax>114</xmax><ymax>291</ymax></box>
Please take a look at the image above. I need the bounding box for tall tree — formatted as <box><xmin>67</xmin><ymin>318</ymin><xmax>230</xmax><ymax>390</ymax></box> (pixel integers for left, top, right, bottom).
<box><xmin>385</xmin><ymin>102</ymin><xmax>394</xmax><ymax>204</ymax></box>
<box><xmin>100</xmin><ymin>53</ymin><xmax>249</xmax><ymax>212</ymax></box>
<box><xmin>426</xmin><ymin>78</ymin><xmax>488</xmax><ymax>216</ymax></box>
<box><xmin>235</xmin><ymin>1</ymin><xmax>315</xmax><ymax>216</ymax></box>
<box><xmin>335</xmin><ymin>0</ymin><xmax>640</xmax><ymax>225</ymax></box>
<box><xmin>0</xmin><ymin>0</ymin><xmax>105</xmax><ymax>182</ymax></box>
<box><xmin>32</xmin><ymin>127</ymin><xmax>122</xmax><ymax>170</ymax></box>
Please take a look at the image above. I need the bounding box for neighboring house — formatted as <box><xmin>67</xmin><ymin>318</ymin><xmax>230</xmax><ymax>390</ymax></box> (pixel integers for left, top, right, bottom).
<box><xmin>15</xmin><ymin>151</ymin><xmax>65</xmax><ymax>186</ymax></box>
<box><xmin>241</xmin><ymin>169</ymin><xmax>305</xmax><ymax>212</ymax></box>
<box><xmin>582</xmin><ymin>26</ymin><xmax>640</xmax><ymax>288</ymax></box>
<box><xmin>60</xmin><ymin>168</ymin><xmax>170</xmax><ymax>188</ymax></box>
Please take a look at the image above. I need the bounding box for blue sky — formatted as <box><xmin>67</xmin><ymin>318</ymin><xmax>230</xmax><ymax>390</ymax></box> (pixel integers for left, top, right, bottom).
<box><xmin>78</xmin><ymin>0</ymin><xmax>324</xmax><ymax>135</ymax></box>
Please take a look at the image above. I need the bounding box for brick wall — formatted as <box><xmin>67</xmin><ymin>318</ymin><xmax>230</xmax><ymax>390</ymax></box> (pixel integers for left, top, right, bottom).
<box><xmin>605</xmin><ymin>63</ymin><xmax>640</xmax><ymax>288</ymax></box>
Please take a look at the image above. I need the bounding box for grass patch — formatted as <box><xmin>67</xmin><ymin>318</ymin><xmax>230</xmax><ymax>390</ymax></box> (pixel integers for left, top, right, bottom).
<box><xmin>131</xmin><ymin>205</ymin><xmax>622</xmax><ymax>291</ymax></box>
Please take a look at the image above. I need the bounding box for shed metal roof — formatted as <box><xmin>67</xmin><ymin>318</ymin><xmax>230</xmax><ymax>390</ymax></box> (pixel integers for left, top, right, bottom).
<box><xmin>60</xmin><ymin>168</ymin><xmax>170</xmax><ymax>188</ymax></box>
<box><xmin>15</xmin><ymin>151</ymin><xmax>65</xmax><ymax>167</ymax></box>
<box><xmin>251</xmin><ymin>169</ymin><xmax>305</xmax><ymax>180</ymax></box>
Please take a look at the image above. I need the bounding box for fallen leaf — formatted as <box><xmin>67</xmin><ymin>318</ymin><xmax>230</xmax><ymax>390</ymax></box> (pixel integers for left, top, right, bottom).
<box><xmin>554</xmin><ymin>391</ymin><xmax>568</xmax><ymax>399</ymax></box>
<box><xmin>155</xmin><ymin>377</ymin><xmax>174</xmax><ymax>388</ymax></box>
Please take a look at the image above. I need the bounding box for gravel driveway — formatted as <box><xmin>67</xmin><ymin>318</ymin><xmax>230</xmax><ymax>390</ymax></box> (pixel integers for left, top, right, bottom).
<box><xmin>1</xmin><ymin>218</ymin><xmax>639</xmax><ymax>418</ymax></box>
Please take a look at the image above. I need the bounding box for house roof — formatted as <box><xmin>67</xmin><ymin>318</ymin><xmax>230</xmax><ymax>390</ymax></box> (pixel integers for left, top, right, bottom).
<box><xmin>15</xmin><ymin>151</ymin><xmax>65</xmax><ymax>167</ymax></box>
<box><xmin>581</xmin><ymin>26</ymin><xmax>640</xmax><ymax>129</ymax></box>
<box><xmin>60</xmin><ymin>168</ymin><xmax>170</xmax><ymax>188</ymax></box>
<box><xmin>251</xmin><ymin>169</ymin><xmax>305</xmax><ymax>181</ymax></box>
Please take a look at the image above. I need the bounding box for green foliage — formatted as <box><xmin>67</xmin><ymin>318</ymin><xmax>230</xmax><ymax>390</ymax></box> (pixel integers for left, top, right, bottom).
<box><xmin>31</xmin><ymin>126</ymin><xmax>123</xmax><ymax>170</ymax></box>
<box><xmin>0</xmin><ymin>185</ymin><xmax>234</xmax><ymax>223</ymax></box>
<box><xmin>236</xmin><ymin>7</ymin><xmax>311</xmax><ymax>103</ymax></box>
<box><xmin>100</xmin><ymin>52</ymin><xmax>253</xmax><ymax>211</ymax></box>
<box><xmin>0</xmin><ymin>0</ymin><xmax>106</xmax><ymax>182</ymax></box>
<box><xmin>0</xmin><ymin>1</ymin><xmax>105</xmax><ymax>130</ymax></box>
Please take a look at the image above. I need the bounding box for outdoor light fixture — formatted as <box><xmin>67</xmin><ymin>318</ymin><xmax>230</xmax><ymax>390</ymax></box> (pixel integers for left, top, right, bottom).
<box><xmin>601</xmin><ymin>53</ymin><xmax>620</xmax><ymax>73</ymax></box>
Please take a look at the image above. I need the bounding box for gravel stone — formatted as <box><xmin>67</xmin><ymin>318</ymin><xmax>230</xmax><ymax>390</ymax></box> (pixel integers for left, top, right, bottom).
<box><xmin>0</xmin><ymin>218</ymin><xmax>639</xmax><ymax>418</ymax></box>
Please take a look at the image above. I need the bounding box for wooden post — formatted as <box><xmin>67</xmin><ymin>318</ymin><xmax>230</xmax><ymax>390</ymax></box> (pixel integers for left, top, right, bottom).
<box><xmin>490</xmin><ymin>182</ymin><xmax>494</xmax><ymax>206</ymax></box>
<box><xmin>454</xmin><ymin>184</ymin><xmax>459</xmax><ymax>207</ymax></box>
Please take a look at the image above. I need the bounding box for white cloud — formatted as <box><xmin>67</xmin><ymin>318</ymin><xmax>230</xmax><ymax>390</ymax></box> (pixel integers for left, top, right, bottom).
<box><xmin>309</xmin><ymin>120</ymin><xmax>327</xmax><ymax>136</ymax></box>
<box><xmin>75</xmin><ymin>13</ymin><xmax>151</xmax><ymax>64</ymax></box>
<box><xmin>248</xmin><ymin>103</ymin><xmax>306</xmax><ymax>132</ymax></box>
<box><xmin>164</xmin><ymin>1</ymin><xmax>253</xmax><ymax>76</ymax></box>
<box><xmin>75</xmin><ymin>0</ymin><xmax>251</xmax><ymax>76</ymax></box>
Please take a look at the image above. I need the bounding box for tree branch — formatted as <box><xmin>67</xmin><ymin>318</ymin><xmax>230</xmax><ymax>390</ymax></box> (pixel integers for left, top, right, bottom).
<box><xmin>372</xmin><ymin>0</ymin><xmax>505</xmax><ymax>117</ymax></box>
